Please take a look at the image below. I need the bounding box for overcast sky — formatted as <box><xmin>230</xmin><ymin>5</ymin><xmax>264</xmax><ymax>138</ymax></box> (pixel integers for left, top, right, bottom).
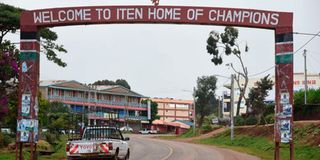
<box><xmin>2</xmin><ymin>0</ymin><xmax>320</xmax><ymax>99</ymax></box>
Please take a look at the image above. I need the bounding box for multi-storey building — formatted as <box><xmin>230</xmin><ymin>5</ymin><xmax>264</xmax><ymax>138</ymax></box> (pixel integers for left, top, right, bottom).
<box><xmin>150</xmin><ymin>98</ymin><xmax>194</xmax><ymax>122</ymax></box>
<box><xmin>40</xmin><ymin>80</ymin><xmax>148</xmax><ymax>126</ymax></box>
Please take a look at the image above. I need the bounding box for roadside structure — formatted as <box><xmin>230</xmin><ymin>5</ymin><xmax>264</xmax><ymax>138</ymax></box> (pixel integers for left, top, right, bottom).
<box><xmin>222</xmin><ymin>73</ymin><xmax>320</xmax><ymax>116</ymax></box>
<box><xmin>150</xmin><ymin>97</ymin><xmax>194</xmax><ymax>122</ymax></box>
<box><xmin>39</xmin><ymin>80</ymin><xmax>148</xmax><ymax>126</ymax></box>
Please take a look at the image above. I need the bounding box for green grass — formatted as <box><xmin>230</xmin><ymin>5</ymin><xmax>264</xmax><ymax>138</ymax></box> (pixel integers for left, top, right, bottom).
<box><xmin>194</xmin><ymin>131</ymin><xmax>320</xmax><ymax>160</ymax></box>
<box><xmin>0</xmin><ymin>136</ymin><xmax>67</xmax><ymax>160</ymax></box>
<box><xmin>178</xmin><ymin>128</ymin><xmax>201</xmax><ymax>138</ymax></box>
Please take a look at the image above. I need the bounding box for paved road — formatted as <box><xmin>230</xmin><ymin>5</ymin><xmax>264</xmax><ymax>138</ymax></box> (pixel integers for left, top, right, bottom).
<box><xmin>127</xmin><ymin>134</ymin><xmax>260</xmax><ymax>160</ymax></box>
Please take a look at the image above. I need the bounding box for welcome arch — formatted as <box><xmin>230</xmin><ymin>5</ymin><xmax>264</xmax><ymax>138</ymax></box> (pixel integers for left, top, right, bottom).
<box><xmin>18</xmin><ymin>5</ymin><xmax>293</xmax><ymax>160</ymax></box>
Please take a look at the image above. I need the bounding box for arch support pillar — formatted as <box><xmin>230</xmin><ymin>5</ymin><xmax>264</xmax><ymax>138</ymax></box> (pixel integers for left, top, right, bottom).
<box><xmin>274</xmin><ymin>27</ymin><xmax>294</xmax><ymax>160</ymax></box>
<box><xmin>16</xmin><ymin>28</ymin><xmax>40</xmax><ymax>160</ymax></box>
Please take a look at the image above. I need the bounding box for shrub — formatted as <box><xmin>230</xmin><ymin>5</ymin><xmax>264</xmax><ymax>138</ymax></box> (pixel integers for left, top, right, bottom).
<box><xmin>37</xmin><ymin>140</ymin><xmax>54</xmax><ymax>153</ymax></box>
<box><xmin>201</xmin><ymin>124</ymin><xmax>213</xmax><ymax>133</ymax></box>
<box><xmin>235</xmin><ymin>116</ymin><xmax>245</xmax><ymax>126</ymax></box>
<box><xmin>244</xmin><ymin>116</ymin><xmax>258</xmax><ymax>125</ymax></box>
<box><xmin>0</xmin><ymin>132</ymin><xmax>13</xmax><ymax>147</ymax></box>
<box><xmin>265</xmin><ymin>114</ymin><xmax>274</xmax><ymax>124</ymax></box>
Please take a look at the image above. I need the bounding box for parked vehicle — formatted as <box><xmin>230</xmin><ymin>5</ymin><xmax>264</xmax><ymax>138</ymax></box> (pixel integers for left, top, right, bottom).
<box><xmin>66</xmin><ymin>126</ymin><xmax>130</xmax><ymax>160</ymax></box>
<box><xmin>139</xmin><ymin>128</ymin><xmax>158</xmax><ymax>134</ymax></box>
<box><xmin>120</xmin><ymin>126</ymin><xmax>133</xmax><ymax>132</ymax></box>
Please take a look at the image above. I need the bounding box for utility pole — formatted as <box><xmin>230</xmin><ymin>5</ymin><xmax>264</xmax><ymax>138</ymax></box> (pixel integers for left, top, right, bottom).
<box><xmin>230</xmin><ymin>74</ymin><xmax>235</xmax><ymax>141</ymax></box>
<box><xmin>218</xmin><ymin>96</ymin><xmax>221</xmax><ymax>118</ymax></box>
<box><xmin>303</xmin><ymin>49</ymin><xmax>308</xmax><ymax>104</ymax></box>
<box><xmin>193</xmin><ymin>87</ymin><xmax>196</xmax><ymax>135</ymax></box>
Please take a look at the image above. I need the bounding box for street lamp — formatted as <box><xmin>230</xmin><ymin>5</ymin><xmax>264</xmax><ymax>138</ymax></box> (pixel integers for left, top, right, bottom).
<box><xmin>182</xmin><ymin>88</ymin><xmax>196</xmax><ymax>135</ymax></box>
<box><xmin>212</xmin><ymin>74</ymin><xmax>235</xmax><ymax>141</ymax></box>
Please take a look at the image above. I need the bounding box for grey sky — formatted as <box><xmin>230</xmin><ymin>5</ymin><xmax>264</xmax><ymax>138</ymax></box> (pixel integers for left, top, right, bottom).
<box><xmin>2</xmin><ymin>0</ymin><xmax>320</xmax><ymax>99</ymax></box>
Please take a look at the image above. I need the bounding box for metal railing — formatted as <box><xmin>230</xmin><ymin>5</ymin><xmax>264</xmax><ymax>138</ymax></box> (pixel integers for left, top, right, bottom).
<box><xmin>48</xmin><ymin>95</ymin><xmax>147</xmax><ymax>108</ymax></box>
<box><xmin>87</xmin><ymin>112</ymin><xmax>148</xmax><ymax>121</ymax></box>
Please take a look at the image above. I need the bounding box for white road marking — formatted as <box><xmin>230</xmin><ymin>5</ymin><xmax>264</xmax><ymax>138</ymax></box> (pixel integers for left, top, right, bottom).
<box><xmin>160</xmin><ymin>144</ymin><xmax>173</xmax><ymax>160</ymax></box>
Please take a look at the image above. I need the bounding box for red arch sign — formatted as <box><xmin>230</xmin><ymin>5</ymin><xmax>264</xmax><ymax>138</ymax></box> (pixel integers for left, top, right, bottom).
<box><xmin>18</xmin><ymin>5</ymin><xmax>293</xmax><ymax>160</ymax></box>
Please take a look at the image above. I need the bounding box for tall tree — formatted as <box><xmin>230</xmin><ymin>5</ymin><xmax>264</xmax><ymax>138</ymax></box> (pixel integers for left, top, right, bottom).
<box><xmin>247</xmin><ymin>75</ymin><xmax>273</xmax><ymax>124</ymax></box>
<box><xmin>0</xmin><ymin>3</ymin><xmax>67</xmax><ymax>113</ymax></box>
<box><xmin>194</xmin><ymin>75</ymin><xmax>217</xmax><ymax>127</ymax></box>
<box><xmin>141</xmin><ymin>99</ymin><xmax>160</xmax><ymax>124</ymax></box>
<box><xmin>0</xmin><ymin>3</ymin><xmax>67</xmax><ymax>67</ymax></box>
<box><xmin>92</xmin><ymin>79</ymin><xmax>131</xmax><ymax>89</ymax></box>
<box><xmin>115</xmin><ymin>79</ymin><xmax>131</xmax><ymax>90</ymax></box>
<box><xmin>206</xmin><ymin>26</ymin><xmax>249</xmax><ymax>116</ymax></box>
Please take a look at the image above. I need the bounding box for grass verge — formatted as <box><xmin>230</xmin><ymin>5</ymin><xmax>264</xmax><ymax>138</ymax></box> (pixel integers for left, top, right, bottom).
<box><xmin>194</xmin><ymin>130</ymin><xmax>320</xmax><ymax>160</ymax></box>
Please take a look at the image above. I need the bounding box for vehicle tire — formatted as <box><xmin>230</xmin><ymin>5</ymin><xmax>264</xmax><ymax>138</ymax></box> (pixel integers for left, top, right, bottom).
<box><xmin>124</xmin><ymin>149</ymin><xmax>130</xmax><ymax>160</ymax></box>
<box><xmin>112</xmin><ymin>149</ymin><xmax>119</xmax><ymax>160</ymax></box>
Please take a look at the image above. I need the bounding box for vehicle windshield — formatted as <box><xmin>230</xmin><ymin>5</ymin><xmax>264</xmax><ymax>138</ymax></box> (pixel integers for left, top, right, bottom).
<box><xmin>82</xmin><ymin>128</ymin><xmax>122</xmax><ymax>140</ymax></box>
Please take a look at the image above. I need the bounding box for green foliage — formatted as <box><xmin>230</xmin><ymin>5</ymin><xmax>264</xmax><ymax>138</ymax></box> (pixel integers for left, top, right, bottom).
<box><xmin>294</xmin><ymin>89</ymin><xmax>320</xmax><ymax>119</ymax></box>
<box><xmin>206</xmin><ymin>27</ymin><xmax>242</xmax><ymax>65</ymax></box>
<box><xmin>0</xmin><ymin>132</ymin><xmax>12</xmax><ymax>147</ymax></box>
<box><xmin>37</xmin><ymin>140</ymin><xmax>54</xmax><ymax>153</ymax></box>
<box><xmin>247</xmin><ymin>75</ymin><xmax>273</xmax><ymax>124</ymax></box>
<box><xmin>92</xmin><ymin>79</ymin><xmax>131</xmax><ymax>89</ymax></box>
<box><xmin>234</xmin><ymin>115</ymin><xmax>260</xmax><ymax>126</ymax></box>
<box><xmin>3</xmin><ymin>91</ymin><xmax>18</xmax><ymax>132</ymax></box>
<box><xmin>37</xmin><ymin>93</ymin><xmax>71</xmax><ymax>134</ymax></box>
<box><xmin>179</xmin><ymin>128</ymin><xmax>201</xmax><ymax>138</ymax></box>
<box><xmin>194</xmin><ymin>75</ymin><xmax>217</xmax><ymax>127</ymax></box>
<box><xmin>0</xmin><ymin>3</ymin><xmax>67</xmax><ymax>67</ymax></box>
<box><xmin>40</xmin><ymin>28</ymin><xmax>67</xmax><ymax>67</ymax></box>
<box><xmin>195</xmin><ymin>131</ymin><xmax>320</xmax><ymax>160</ymax></box>
<box><xmin>141</xmin><ymin>99</ymin><xmax>160</xmax><ymax>123</ymax></box>
<box><xmin>265</xmin><ymin>114</ymin><xmax>274</xmax><ymax>124</ymax></box>
<box><xmin>206</xmin><ymin>26</ymin><xmax>249</xmax><ymax>116</ymax></box>
<box><xmin>45</xmin><ymin>102</ymin><xmax>70</xmax><ymax>133</ymax></box>
<box><xmin>235</xmin><ymin>116</ymin><xmax>245</xmax><ymax>126</ymax></box>
<box><xmin>294</xmin><ymin>88</ymin><xmax>320</xmax><ymax>106</ymax></box>
<box><xmin>115</xmin><ymin>79</ymin><xmax>131</xmax><ymax>90</ymax></box>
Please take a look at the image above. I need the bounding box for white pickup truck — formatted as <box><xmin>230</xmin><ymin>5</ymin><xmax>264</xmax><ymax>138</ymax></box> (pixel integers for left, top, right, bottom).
<box><xmin>66</xmin><ymin>126</ymin><xmax>130</xmax><ymax>160</ymax></box>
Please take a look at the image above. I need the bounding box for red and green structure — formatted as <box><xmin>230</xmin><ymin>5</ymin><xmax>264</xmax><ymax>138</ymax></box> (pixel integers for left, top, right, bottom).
<box><xmin>18</xmin><ymin>5</ymin><xmax>294</xmax><ymax>160</ymax></box>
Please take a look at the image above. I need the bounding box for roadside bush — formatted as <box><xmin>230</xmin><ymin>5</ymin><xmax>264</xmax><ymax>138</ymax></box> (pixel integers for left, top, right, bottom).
<box><xmin>265</xmin><ymin>114</ymin><xmax>274</xmax><ymax>124</ymax></box>
<box><xmin>201</xmin><ymin>124</ymin><xmax>213</xmax><ymax>133</ymax></box>
<box><xmin>43</xmin><ymin>132</ymin><xmax>58</xmax><ymax>146</ymax></box>
<box><xmin>37</xmin><ymin>140</ymin><xmax>54</xmax><ymax>153</ymax></box>
<box><xmin>235</xmin><ymin>116</ymin><xmax>245</xmax><ymax>126</ymax></box>
<box><xmin>244</xmin><ymin>116</ymin><xmax>258</xmax><ymax>125</ymax></box>
<box><xmin>0</xmin><ymin>132</ymin><xmax>13</xmax><ymax>147</ymax></box>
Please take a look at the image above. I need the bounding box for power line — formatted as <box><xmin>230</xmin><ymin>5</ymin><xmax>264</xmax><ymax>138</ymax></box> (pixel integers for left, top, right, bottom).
<box><xmin>293</xmin><ymin>30</ymin><xmax>320</xmax><ymax>55</ymax></box>
<box><xmin>248</xmin><ymin>30</ymin><xmax>320</xmax><ymax>77</ymax></box>
<box><xmin>293</xmin><ymin>32</ymin><xmax>320</xmax><ymax>37</ymax></box>
<box><xmin>249</xmin><ymin>66</ymin><xmax>275</xmax><ymax>77</ymax></box>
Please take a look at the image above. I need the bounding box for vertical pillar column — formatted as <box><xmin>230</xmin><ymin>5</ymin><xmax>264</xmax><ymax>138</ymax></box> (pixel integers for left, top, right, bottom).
<box><xmin>16</xmin><ymin>27</ymin><xmax>40</xmax><ymax>160</ymax></box>
<box><xmin>274</xmin><ymin>27</ymin><xmax>294</xmax><ymax>160</ymax></box>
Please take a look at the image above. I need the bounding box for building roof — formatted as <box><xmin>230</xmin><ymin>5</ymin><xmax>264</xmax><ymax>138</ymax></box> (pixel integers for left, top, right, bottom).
<box><xmin>150</xmin><ymin>98</ymin><xmax>193</xmax><ymax>104</ymax></box>
<box><xmin>174</xmin><ymin>120</ymin><xmax>194</xmax><ymax>127</ymax></box>
<box><xmin>40</xmin><ymin>80</ymin><xmax>146</xmax><ymax>98</ymax></box>
<box><xmin>40</xmin><ymin>80</ymin><xmax>67</xmax><ymax>87</ymax></box>
<box><xmin>152</xmin><ymin>120</ymin><xmax>190</xmax><ymax>129</ymax></box>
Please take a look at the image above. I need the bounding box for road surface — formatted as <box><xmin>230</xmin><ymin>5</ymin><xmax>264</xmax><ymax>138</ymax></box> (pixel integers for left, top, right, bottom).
<box><xmin>127</xmin><ymin>134</ymin><xmax>260</xmax><ymax>160</ymax></box>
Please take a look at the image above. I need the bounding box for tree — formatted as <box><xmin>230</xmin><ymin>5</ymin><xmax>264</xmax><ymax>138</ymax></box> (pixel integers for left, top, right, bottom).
<box><xmin>0</xmin><ymin>3</ymin><xmax>67</xmax><ymax>113</ymax></box>
<box><xmin>39</xmin><ymin>98</ymin><xmax>70</xmax><ymax>133</ymax></box>
<box><xmin>115</xmin><ymin>79</ymin><xmax>131</xmax><ymax>90</ymax></box>
<box><xmin>92</xmin><ymin>79</ymin><xmax>131</xmax><ymax>89</ymax></box>
<box><xmin>141</xmin><ymin>99</ymin><xmax>160</xmax><ymax>124</ymax></box>
<box><xmin>206</xmin><ymin>26</ymin><xmax>249</xmax><ymax>116</ymax></box>
<box><xmin>194</xmin><ymin>75</ymin><xmax>217</xmax><ymax>127</ymax></box>
<box><xmin>0</xmin><ymin>43</ymin><xmax>18</xmax><ymax>118</ymax></box>
<box><xmin>0</xmin><ymin>3</ymin><xmax>68</xmax><ymax>67</ymax></box>
<box><xmin>247</xmin><ymin>75</ymin><xmax>273</xmax><ymax>125</ymax></box>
